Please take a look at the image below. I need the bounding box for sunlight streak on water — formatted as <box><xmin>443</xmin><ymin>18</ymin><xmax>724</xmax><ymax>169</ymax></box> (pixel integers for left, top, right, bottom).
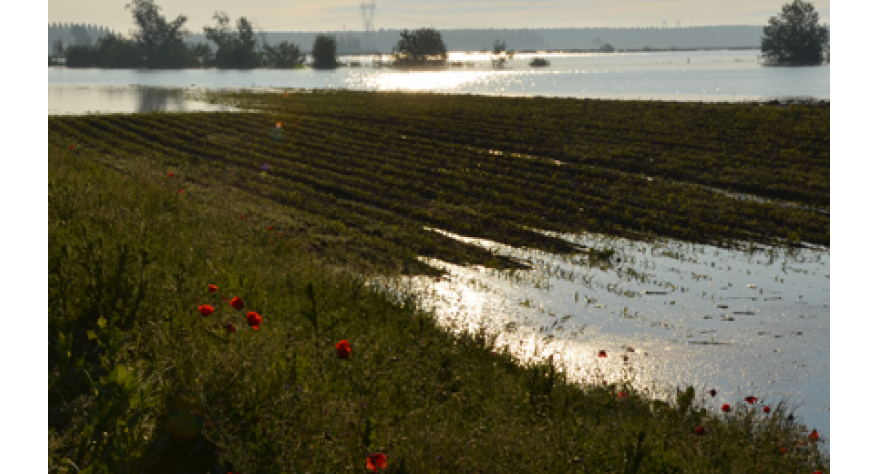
<box><xmin>375</xmin><ymin>229</ymin><xmax>830</xmax><ymax>447</ymax></box>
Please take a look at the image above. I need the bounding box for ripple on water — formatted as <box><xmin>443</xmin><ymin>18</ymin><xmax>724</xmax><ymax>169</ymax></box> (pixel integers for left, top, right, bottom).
<box><xmin>375</xmin><ymin>229</ymin><xmax>830</xmax><ymax>448</ymax></box>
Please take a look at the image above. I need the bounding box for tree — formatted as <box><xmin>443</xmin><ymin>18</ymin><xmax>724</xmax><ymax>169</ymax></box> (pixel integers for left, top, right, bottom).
<box><xmin>204</xmin><ymin>12</ymin><xmax>261</xmax><ymax>68</ymax></box>
<box><xmin>126</xmin><ymin>0</ymin><xmax>191</xmax><ymax>68</ymax></box>
<box><xmin>70</xmin><ymin>25</ymin><xmax>92</xmax><ymax>47</ymax></box>
<box><xmin>761</xmin><ymin>0</ymin><xmax>829</xmax><ymax>65</ymax></box>
<box><xmin>491</xmin><ymin>39</ymin><xmax>513</xmax><ymax>68</ymax></box>
<box><xmin>392</xmin><ymin>28</ymin><xmax>447</xmax><ymax>66</ymax></box>
<box><xmin>263</xmin><ymin>40</ymin><xmax>304</xmax><ymax>69</ymax></box>
<box><xmin>311</xmin><ymin>34</ymin><xmax>338</xmax><ymax>69</ymax></box>
<box><xmin>599</xmin><ymin>43</ymin><xmax>615</xmax><ymax>53</ymax></box>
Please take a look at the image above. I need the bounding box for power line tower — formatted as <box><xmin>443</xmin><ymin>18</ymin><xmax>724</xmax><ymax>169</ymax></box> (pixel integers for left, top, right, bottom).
<box><xmin>360</xmin><ymin>1</ymin><xmax>377</xmax><ymax>50</ymax></box>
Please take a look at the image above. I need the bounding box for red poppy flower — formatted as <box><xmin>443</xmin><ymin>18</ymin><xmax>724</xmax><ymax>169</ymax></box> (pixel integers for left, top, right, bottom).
<box><xmin>617</xmin><ymin>390</ymin><xmax>628</xmax><ymax>399</ymax></box>
<box><xmin>763</xmin><ymin>406</ymin><xmax>771</xmax><ymax>414</ymax></box>
<box><xmin>721</xmin><ymin>404</ymin><xmax>731</xmax><ymax>413</ymax></box>
<box><xmin>69</xmin><ymin>144</ymin><xmax>75</xmax><ymax>149</ymax></box>
<box><xmin>695</xmin><ymin>426</ymin><xmax>705</xmax><ymax>436</ymax></box>
<box><xmin>268</xmin><ymin>226</ymin><xmax>273</xmax><ymax>231</ymax></box>
<box><xmin>241</xmin><ymin>214</ymin><xmax>246</xmax><ymax>220</ymax></box>
<box><xmin>813</xmin><ymin>471</ymin><xmax>823</xmax><ymax>474</ymax></box>
<box><xmin>246</xmin><ymin>311</ymin><xmax>262</xmax><ymax>330</ymax></box>
<box><xmin>744</xmin><ymin>396</ymin><xmax>757</xmax><ymax>405</ymax></box>
<box><xmin>366</xmin><ymin>452</ymin><xmax>387</xmax><ymax>472</ymax></box>
<box><xmin>167</xmin><ymin>172</ymin><xmax>174</xmax><ymax>178</ymax></box>
<box><xmin>809</xmin><ymin>429</ymin><xmax>819</xmax><ymax>442</ymax></box>
<box><xmin>224</xmin><ymin>323</ymin><xmax>236</xmax><ymax>332</ymax></box>
<box><xmin>598</xmin><ymin>350</ymin><xmax>607</xmax><ymax>358</ymax></box>
<box><xmin>230</xmin><ymin>296</ymin><xmax>244</xmax><ymax>310</ymax></box>
<box><xmin>780</xmin><ymin>447</ymin><xmax>787</xmax><ymax>454</ymax></box>
<box><xmin>198</xmin><ymin>305</ymin><xmax>214</xmax><ymax>316</ymax></box>
<box><xmin>336</xmin><ymin>339</ymin><xmax>352</xmax><ymax>359</ymax></box>
<box><xmin>208</xmin><ymin>284</ymin><xmax>218</xmax><ymax>293</ymax></box>
<box><xmin>709</xmin><ymin>389</ymin><xmax>717</xmax><ymax>398</ymax></box>
<box><xmin>179</xmin><ymin>188</ymin><xmax>184</xmax><ymax>193</ymax></box>
<box><xmin>222</xmin><ymin>297</ymin><xmax>227</xmax><ymax>302</ymax></box>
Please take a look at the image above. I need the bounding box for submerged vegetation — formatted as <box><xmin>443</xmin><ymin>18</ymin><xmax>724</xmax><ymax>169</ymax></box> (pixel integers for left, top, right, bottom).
<box><xmin>48</xmin><ymin>91</ymin><xmax>829</xmax><ymax>472</ymax></box>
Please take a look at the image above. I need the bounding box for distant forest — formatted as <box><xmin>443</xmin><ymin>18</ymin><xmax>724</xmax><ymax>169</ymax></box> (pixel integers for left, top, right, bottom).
<box><xmin>49</xmin><ymin>23</ymin><xmax>117</xmax><ymax>51</ymax></box>
<box><xmin>50</xmin><ymin>23</ymin><xmax>763</xmax><ymax>56</ymax></box>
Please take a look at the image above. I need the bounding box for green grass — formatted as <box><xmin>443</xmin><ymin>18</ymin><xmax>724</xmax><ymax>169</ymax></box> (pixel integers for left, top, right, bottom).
<box><xmin>49</xmin><ymin>91</ymin><xmax>830</xmax><ymax>473</ymax></box>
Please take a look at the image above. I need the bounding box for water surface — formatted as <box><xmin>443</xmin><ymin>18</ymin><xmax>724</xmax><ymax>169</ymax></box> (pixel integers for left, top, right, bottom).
<box><xmin>48</xmin><ymin>50</ymin><xmax>830</xmax><ymax>115</ymax></box>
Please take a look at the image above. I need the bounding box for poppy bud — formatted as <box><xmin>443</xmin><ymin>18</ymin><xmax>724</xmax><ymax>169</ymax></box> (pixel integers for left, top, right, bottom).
<box><xmin>246</xmin><ymin>311</ymin><xmax>262</xmax><ymax>330</ymax></box>
<box><xmin>695</xmin><ymin>426</ymin><xmax>705</xmax><ymax>436</ymax></box>
<box><xmin>336</xmin><ymin>339</ymin><xmax>352</xmax><ymax>359</ymax></box>
<box><xmin>709</xmin><ymin>389</ymin><xmax>717</xmax><ymax>397</ymax></box>
<box><xmin>208</xmin><ymin>284</ymin><xmax>218</xmax><ymax>293</ymax></box>
<box><xmin>224</xmin><ymin>323</ymin><xmax>236</xmax><ymax>332</ymax></box>
<box><xmin>598</xmin><ymin>350</ymin><xmax>607</xmax><ymax>358</ymax></box>
<box><xmin>763</xmin><ymin>406</ymin><xmax>771</xmax><ymax>413</ymax></box>
<box><xmin>230</xmin><ymin>296</ymin><xmax>244</xmax><ymax>310</ymax></box>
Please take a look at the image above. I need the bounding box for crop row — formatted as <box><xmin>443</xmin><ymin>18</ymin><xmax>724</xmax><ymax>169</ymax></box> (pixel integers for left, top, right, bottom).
<box><xmin>227</xmin><ymin>90</ymin><xmax>829</xmax><ymax>207</ymax></box>
<box><xmin>50</xmin><ymin>94</ymin><xmax>829</xmax><ymax>270</ymax></box>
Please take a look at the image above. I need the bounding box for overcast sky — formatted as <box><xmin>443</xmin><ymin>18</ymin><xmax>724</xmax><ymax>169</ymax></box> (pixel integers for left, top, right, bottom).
<box><xmin>49</xmin><ymin>0</ymin><xmax>830</xmax><ymax>34</ymax></box>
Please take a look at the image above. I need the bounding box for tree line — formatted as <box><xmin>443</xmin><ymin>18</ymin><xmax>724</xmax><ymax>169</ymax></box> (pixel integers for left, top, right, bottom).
<box><xmin>50</xmin><ymin>0</ymin><xmax>827</xmax><ymax>69</ymax></box>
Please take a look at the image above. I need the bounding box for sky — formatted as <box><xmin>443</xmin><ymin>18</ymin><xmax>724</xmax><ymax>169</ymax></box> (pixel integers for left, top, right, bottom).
<box><xmin>48</xmin><ymin>0</ymin><xmax>831</xmax><ymax>34</ymax></box>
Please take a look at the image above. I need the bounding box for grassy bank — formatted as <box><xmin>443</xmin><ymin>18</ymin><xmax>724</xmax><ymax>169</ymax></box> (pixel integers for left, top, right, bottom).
<box><xmin>48</xmin><ymin>92</ymin><xmax>829</xmax><ymax>473</ymax></box>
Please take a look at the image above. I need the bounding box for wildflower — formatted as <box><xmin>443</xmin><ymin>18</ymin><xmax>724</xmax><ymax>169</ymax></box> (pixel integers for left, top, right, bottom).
<box><xmin>276</xmin><ymin>122</ymin><xmax>282</xmax><ymax>128</ymax></box>
<box><xmin>788</xmin><ymin>413</ymin><xmax>794</xmax><ymax>421</ymax></box>
<box><xmin>198</xmin><ymin>305</ymin><xmax>214</xmax><ymax>316</ymax></box>
<box><xmin>721</xmin><ymin>404</ymin><xmax>731</xmax><ymax>413</ymax></box>
<box><xmin>744</xmin><ymin>396</ymin><xmax>757</xmax><ymax>405</ymax></box>
<box><xmin>230</xmin><ymin>296</ymin><xmax>244</xmax><ymax>310</ymax></box>
<box><xmin>336</xmin><ymin>339</ymin><xmax>352</xmax><ymax>359</ymax></box>
<box><xmin>617</xmin><ymin>390</ymin><xmax>628</xmax><ymax>399</ymax></box>
<box><xmin>179</xmin><ymin>188</ymin><xmax>184</xmax><ymax>193</ymax></box>
<box><xmin>763</xmin><ymin>406</ymin><xmax>771</xmax><ymax>414</ymax></box>
<box><xmin>208</xmin><ymin>284</ymin><xmax>218</xmax><ymax>293</ymax></box>
<box><xmin>366</xmin><ymin>452</ymin><xmax>387</xmax><ymax>472</ymax></box>
<box><xmin>695</xmin><ymin>426</ymin><xmax>705</xmax><ymax>436</ymax></box>
<box><xmin>167</xmin><ymin>172</ymin><xmax>174</xmax><ymax>178</ymax></box>
<box><xmin>224</xmin><ymin>323</ymin><xmax>236</xmax><ymax>332</ymax></box>
<box><xmin>598</xmin><ymin>350</ymin><xmax>607</xmax><ymax>358</ymax></box>
<box><xmin>780</xmin><ymin>447</ymin><xmax>787</xmax><ymax>454</ymax></box>
<box><xmin>246</xmin><ymin>311</ymin><xmax>262</xmax><ymax>330</ymax></box>
<box><xmin>809</xmin><ymin>429</ymin><xmax>819</xmax><ymax>443</ymax></box>
<box><xmin>268</xmin><ymin>226</ymin><xmax>273</xmax><ymax>231</ymax></box>
<box><xmin>709</xmin><ymin>389</ymin><xmax>717</xmax><ymax>398</ymax></box>
<box><xmin>241</xmin><ymin>214</ymin><xmax>246</xmax><ymax>220</ymax></box>
<box><xmin>69</xmin><ymin>144</ymin><xmax>75</xmax><ymax>150</ymax></box>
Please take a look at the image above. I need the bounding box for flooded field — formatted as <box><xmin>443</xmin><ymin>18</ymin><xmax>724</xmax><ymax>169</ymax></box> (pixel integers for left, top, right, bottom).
<box><xmin>379</xmin><ymin>230</ymin><xmax>830</xmax><ymax>447</ymax></box>
<box><xmin>48</xmin><ymin>84</ymin><xmax>244</xmax><ymax>115</ymax></box>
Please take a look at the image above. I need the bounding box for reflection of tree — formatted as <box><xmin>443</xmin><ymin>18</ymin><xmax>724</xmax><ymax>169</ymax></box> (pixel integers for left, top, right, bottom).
<box><xmin>135</xmin><ymin>88</ymin><xmax>184</xmax><ymax>114</ymax></box>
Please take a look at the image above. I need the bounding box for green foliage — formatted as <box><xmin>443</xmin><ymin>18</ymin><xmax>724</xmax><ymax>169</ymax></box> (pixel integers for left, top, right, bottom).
<box><xmin>393</xmin><ymin>28</ymin><xmax>448</xmax><ymax>66</ymax></box>
<box><xmin>311</xmin><ymin>34</ymin><xmax>339</xmax><ymax>69</ymax></box>
<box><xmin>203</xmin><ymin>11</ymin><xmax>262</xmax><ymax>69</ymax></box>
<box><xmin>48</xmin><ymin>112</ymin><xmax>829</xmax><ymax>471</ymax></box>
<box><xmin>263</xmin><ymin>40</ymin><xmax>304</xmax><ymax>69</ymax></box>
<box><xmin>761</xmin><ymin>0</ymin><xmax>829</xmax><ymax>65</ymax></box>
<box><xmin>126</xmin><ymin>0</ymin><xmax>192</xmax><ymax>68</ymax></box>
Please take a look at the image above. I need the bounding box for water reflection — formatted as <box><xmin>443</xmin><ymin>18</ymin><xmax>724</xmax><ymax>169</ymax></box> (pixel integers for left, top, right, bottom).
<box><xmin>375</xmin><ymin>229</ymin><xmax>830</xmax><ymax>447</ymax></box>
<box><xmin>48</xmin><ymin>50</ymin><xmax>830</xmax><ymax>104</ymax></box>
<box><xmin>48</xmin><ymin>85</ymin><xmax>244</xmax><ymax>115</ymax></box>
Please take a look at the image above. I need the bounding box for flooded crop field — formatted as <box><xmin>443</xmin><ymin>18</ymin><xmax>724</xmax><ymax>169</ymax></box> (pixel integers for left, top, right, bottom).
<box><xmin>381</xmin><ymin>229</ymin><xmax>830</xmax><ymax>446</ymax></box>
<box><xmin>49</xmin><ymin>89</ymin><xmax>830</xmax><ymax>455</ymax></box>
